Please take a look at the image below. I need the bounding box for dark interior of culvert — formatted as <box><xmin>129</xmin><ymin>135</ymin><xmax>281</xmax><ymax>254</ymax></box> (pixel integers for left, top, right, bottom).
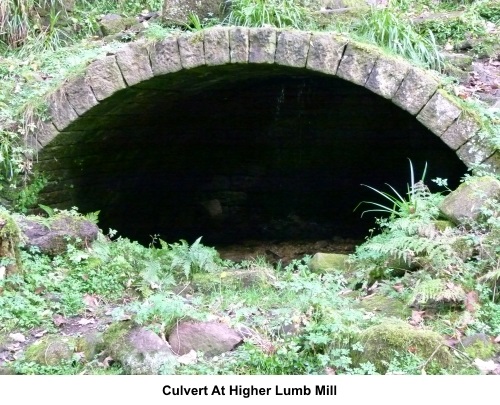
<box><xmin>39</xmin><ymin>65</ymin><xmax>468</xmax><ymax>246</ymax></box>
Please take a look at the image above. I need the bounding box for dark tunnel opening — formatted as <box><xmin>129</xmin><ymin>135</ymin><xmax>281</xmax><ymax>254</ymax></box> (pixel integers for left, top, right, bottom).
<box><xmin>44</xmin><ymin>65</ymin><xmax>468</xmax><ymax>246</ymax></box>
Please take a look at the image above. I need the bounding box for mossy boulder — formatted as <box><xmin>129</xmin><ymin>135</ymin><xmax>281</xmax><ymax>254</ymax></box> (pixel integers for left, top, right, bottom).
<box><xmin>309</xmin><ymin>253</ymin><xmax>352</xmax><ymax>274</ymax></box>
<box><xmin>0</xmin><ymin>208</ymin><xmax>22</xmax><ymax>278</ymax></box>
<box><xmin>461</xmin><ymin>333</ymin><xmax>497</xmax><ymax>360</ymax></box>
<box><xmin>356</xmin><ymin>320</ymin><xmax>453</xmax><ymax>373</ymax></box>
<box><xmin>102</xmin><ymin>321</ymin><xmax>177</xmax><ymax>375</ymax></box>
<box><xmin>357</xmin><ymin>294</ymin><xmax>411</xmax><ymax>319</ymax></box>
<box><xmin>99</xmin><ymin>14</ymin><xmax>138</xmax><ymax>36</ymax></box>
<box><xmin>162</xmin><ymin>0</ymin><xmax>228</xmax><ymax>25</ymax></box>
<box><xmin>439</xmin><ymin>176</ymin><xmax>500</xmax><ymax>225</ymax></box>
<box><xmin>24</xmin><ymin>335</ymin><xmax>78</xmax><ymax>366</ymax></box>
<box><xmin>191</xmin><ymin>267</ymin><xmax>275</xmax><ymax>292</ymax></box>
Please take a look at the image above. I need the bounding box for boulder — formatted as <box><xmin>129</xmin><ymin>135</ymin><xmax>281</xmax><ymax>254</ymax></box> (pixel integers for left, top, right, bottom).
<box><xmin>168</xmin><ymin>321</ymin><xmax>243</xmax><ymax>357</ymax></box>
<box><xmin>99</xmin><ymin>14</ymin><xmax>138</xmax><ymax>36</ymax></box>
<box><xmin>162</xmin><ymin>0</ymin><xmax>228</xmax><ymax>26</ymax></box>
<box><xmin>24</xmin><ymin>335</ymin><xmax>77</xmax><ymax>366</ymax></box>
<box><xmin>439</xmin><ymin>176</ymin><xmax>500</xmax><ymax>225</ymax></box>
<box><xmin>356</xmin><ymin>319</ymin><xmax>453</xmax><ymax>373</ymax></box>
<box><xmin>17</xmin><ymin>214</ymin><xmax>99</xmax><ymax>256</ymax></box>
<box><xmin>309</xmin><ymin>253</ymin><xmax>352</xmax><ymax>273</ymax></box>
<box><xmin>103</xmin><ymin>322</ymin><xmax>177</xmax><ymax>375</ymax></box>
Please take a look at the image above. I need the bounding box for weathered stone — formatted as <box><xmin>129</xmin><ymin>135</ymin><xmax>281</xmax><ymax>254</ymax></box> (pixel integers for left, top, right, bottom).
<box><xmin>249</xmin><ymin>28</ymin><xmax>277</xmax><ymax>64</ymax></box>
<box><xmin>482</xmin><ymin>152</ymin><xmax>500</xmax><ymax>176</ymax></box>
<box><xmin>440</xmin><ymin>113</ymin><xmax>481</xmax><ymax>150</ymax></box>
<box><xmin>17</xmin><ymin>214</ymin><xmax>99</xmax><ymax>256</ymax></box>
<box><xmin>103</xmin><ymin>322</ymin><xmax>177</xmax><ymax>375</ymax></box>
<box><xmin>309</xmin><ymin>253</ymin><xmax>352</xmax><ymax>273</ymax></box>
<box><xmin>439</xmin><ymin>176</ymin><xmax>500</xmax><ymax>224</ymax></box>
<box><xmin>357</xmin><ymin>294</ymin><xmax>411</xmax><ymax>319</ymax></box>
<box><xmin>365</xmin><ymin>56</ymin><xmax>410</xmax><ymax>99</ymax></box>
<box><xmin>46</xmin><ymin>88</ymin><xmax>78</xmax><ymax>131</ymax></box>
<box><xmin>0</xmin><ymin>209</ymin><xmax>21</xmax><ymax>278</ymax></box>
<box><xmin>86</xmin><ymin>56</ymin><xmax>127</xmax><ymax>101</ymax></box>
<box><xmin>392</xmin><ymin>67</ymin><xmax>439</xmax><ymax>115</ymax></box>
<box><xmin>204</xmin><ymin>27</ymin><xmax>230</xmax><ymax>66</ymax></box>
<box><xmin>115</xmin><ymin>41</ymin><xmax>154</xmax><ymax>86</ymax></box>
<box><xmin>191</xmin><ymin>267</ymin><xmax>275</xmax><ymax>292</ymax></box>
<box><xmin>229</xmin><ymin>27</ymin><xmax>249</xmax><ymax>63</ymax></box>
<box><xmin>456</xmin><ymin>134</ymin><xmax>495</xmax><ymax>167</ymax></box>
<box><xmin>33</xmin><ymin>120</ymin><xmax>59</xmax><ymax>148</ymax></box>
<box><xmin>150</xmin><ymin>37</ymin><xmax>182</xmax><ymax>75</ymax></box>
<box><xmin>168</xmin><ymin>321</ymin><xmax>243</xmax><ymax>357</ymax></box>
<box><xmin>24</xmin><ymin>335</ymin><xmax>77</xmax><ymax>366</ymax></box>
<box><xmin>63</xmin><ymin>76</ymin><xmax>99</xmax><ymax>116</ymax></box>
<box><xmin>275</xmin><ymin>31</ymin><xmax>311</xmax><ymax>68</ymax></box>
<box><xmin>417</xmin><ymin>91</ymin><xmax>462</xmax><ymax>135</ymax></box>
<box><xmin>441</xmin><ymin>52</ymin><xmax>474</xmax><ymax>71</ymax></box>
<box><xmin>337</xmin><ymin>42</ymin><xmax>380</xmax><ymax>86</ymax></box>
<box><xmin>99</xmin><ymin>14</ymin><xmax>137</xmax><ymax>36</ymax></box>
<box><xmin>163</xmin><ymin>0</ymin><xmax>226</xmax><ymax>25</ymax></box>
<box><xmin>178</xmin><ymin>32</ymin><xmax>206</xmax><ymax>69</ymax></box>
<box><xmin>306</xmin><ymin>32</ymin><xmax>347</xmax><ymax>75</ymax></box>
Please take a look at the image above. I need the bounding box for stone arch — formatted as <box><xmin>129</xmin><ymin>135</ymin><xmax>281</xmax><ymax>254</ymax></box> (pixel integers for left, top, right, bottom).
<box><xmin>22</xmin><ymin>27</ymin><xmax>499</xmax><ymax>242</ymax></box>
<box><xmin>29</xmin><ymin>27</ymin><xmax>498</xmax><ymax>171</ymax></box>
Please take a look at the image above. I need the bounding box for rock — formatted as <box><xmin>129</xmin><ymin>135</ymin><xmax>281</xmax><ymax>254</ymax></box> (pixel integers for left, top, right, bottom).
<box><xmin>440</xmin><ymin>52</ymin><xmax>473</xmax><ymax>71</ymax></box>
<box><xmin>99</xmin><ymin>14</ymin><xmax>137</xmax><ymax>37</ymax></box>
<box><xmin>191</xmin><ymin>266</ymin><xmax>275</xmax><ymax>292</ymax></box>
<box><xmin>309</xmin><ymin>253</ymin><xmax>352</xmax><ymax>273</ymax></box>
<box><xmin>24</xmin><ymin>335</ymin><xmax>77</xmax><ymax>366</ymax></box>
<box><xmin>439</xmin><ymin>176</ymin><xmax>500</xmax><ymax>225</ymax></box>
<box><xmin>168</xmin><ymin>321</ymin><xmax>243</xmax><ymax>357</ymax></box>
<box><xmin>103</xmin><ymin>322</ymin><xmax>177</xmax><ymax>375</ymax></box>
<box><xmin>17</xmin><ymin>213</ymin><xmax>99</xmax><ymax>256</ymax></box>
<box><xmin>357</xmin><ymin>294</ymin><xmax>411</xmax><ymax>319</ymax></box>
<box><xmin>461</xmin><ymin>333</ymin><xmax>496</xmax><ymax>360</ymax></box>
<box><xmin>356</xmin><ymin>319</ymin><xmax>453</xmax><ymax>373</ymax></box>
<box><xmin>162</xmin><ymin>0</ymin><xmax>228</xmax><ymax>26</ymax></box>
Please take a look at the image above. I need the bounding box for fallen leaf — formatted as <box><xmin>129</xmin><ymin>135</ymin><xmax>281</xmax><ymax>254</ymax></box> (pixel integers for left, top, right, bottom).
<box><xmin>77</xmin><ymin>318</ymin><xmax>95</xmax><ymax>326</ymax></box>
<box><xmin>465</xmin><ymin>291</ymin><xmax>479</xmax><ymax>313</ymax></box>
<box><xmin>53</xmin><ymin>314</ymin><xmax>67</xmax><ymax>327</ymax></box>
<box><xmin>6</xmin><ymin>343</ymin><xmax>21</xmax><ymax>352</ymax></box>
<box><xmin>409</xmin><ymin>310</ymin><xmax>425</xmax><ymax>326</ymax></box>
<box><xmin>102</xmin><ymin>356</ymin><xmax>113</xmax><ymax>368</ymax></box>
<box><xmin>494</xmin><ymin>335</ymin><xmax>500</xmax><ymax>344</ymax></box>
<box><xmin>33</xmin><ymin>330</ymin><xmax>48</xmax><ymax>338</ymax></box>
<box><xmin>393</xmin><ymin>284</ymin><xmax>404</xmax><ymax>293</ymax></box>
<box><xmin>324</xmin><ymin>367</ymin><xmax>336</xmax><ymax>375</ymax></box>
<box><xmin>9</xmin><ymin>333</ymin><xmax>26</xmax><ymax>343</ymax></box>
<box><xmin>83</xmin><ymin>294</ymin><xmax>99</xmax><ymax>308</ymax></box>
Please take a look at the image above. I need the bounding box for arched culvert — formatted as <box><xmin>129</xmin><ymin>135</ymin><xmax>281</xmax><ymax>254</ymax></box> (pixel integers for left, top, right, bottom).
<box><xmin>26</xmin><ymin>27</ymin><xmax>497</xmax><ymax>245</ymax></box>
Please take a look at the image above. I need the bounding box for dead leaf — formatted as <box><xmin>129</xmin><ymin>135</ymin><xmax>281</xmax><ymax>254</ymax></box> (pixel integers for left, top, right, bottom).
<box><xmin>494</xmin><ymin>335</ymin><xmax>500</xmax><ymax>344</ymax></box>
<box><xmin>324</xmin><ymin>367</ymin><xmax>336</xmax><ymax>375</ymax></box>
<box><xmin>393</xmin><ymin>283</ymin><xmax>404</xmax><ymax>293</ymax></box>
<box><xmin>9</xmin><ymin>333</ymin><xmax>26</xmax><ymax>343</ymax></box>
<box><xmin>77</xmin><ymin>318</ymin><xmax>95</xmax><ymax>326</ymax></box>
<box><xmin>6</xmin><ymin>343</ymin><xmax>21</xmax><ymax>352</ymax></box>
<box><xmin>409</xmin><ymin>310</ymin><xmax>425</xmax><ymax>326</ymax></box>
<box><xmin>53</xmin><ymin>314</ymin><xmax>67</xmax><ymax>327</ymax></box>
<box><xmin>465</xmin><ymin>291</ymin><xmax>479</xmax><ymax>313</ymax></box>
<box><xmin>83</xmin><ymin>294</ymin><xmax>99</xmax><ymax>308</ymax></box>
<box><xmin>33</xmin><ymin>330</ymin><xmax>48</xmax><ymax>338</ymax></box>
<box><xmin>102</xmin><ymin>356</ymin><xmax>113</xmax><ymax>368</ymax></box>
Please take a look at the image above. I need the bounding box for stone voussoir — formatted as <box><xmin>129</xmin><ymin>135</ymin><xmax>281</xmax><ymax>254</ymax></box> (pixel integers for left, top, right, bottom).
<box><xmin>392</xmin><ymin>67</ymin><xmax>439</xmax><ymax>115</ymax></box>
<box><xmin>482</xmin><ymin>152</ymin><xmax>500</xmax><ymax>176</ymax></box>
<box><xmin>33</xmin><ymin>120</ymin><xmax>59</xmax><ymax>148</ymax></box>
<box><xmin>306</xmin><ymin>32</ymin><xmax>347</xmax><ymax>75</ymax></box>
<box><xmin>46</xmin><ymin>88</ymin><xmax>79</xmax><ymax>131</ymax></box>
<box><xmin>248</xmin><ymin>27</ymin><xmax>277</xmax><ymax>64</ymax></box>
<box><xmin>204</xmin><ymin>27</ymin><xmax>230</xmax><ymax>66</ymax></box>
<box><xmin>416</xmin><ymin>90</ymin><xmax>462</xmax><ymax>136</ymax></box>
<box><xmin>85</xmin><ymin>55</ymin><xmax>127</xmax><ymax>101</ymax></box>
<box><xmin>365</xmin><ymin>56</ymin><xmax>411</xmax><ymax>99</ymax></box>
<box><xmin>115</xmin><ymin>41</ymin><xmax>154</xmax><ymax>86</ymax></box>
<box><xmin>63</xmin><ymin>76</ymin><xmax>99</xmax><ymax>116</ymax></box>
<box><xmin>275</xmin><ymin>30</ymin><xmax>311</xmax><ymax>68</ymax></box>
<box><xmin>178</xmin><ymin>31</ymin><xmax>206</xmax><ymax>69</ymax></box>
<box><xmin>440</xmin><ymin>112</ymin><xmax>481</xmax><ymax>150</ymax></box>
<box><xmin>456</xmin><ymin>134</ymin><xmax>496</xmax><ymax>167</ymax></box>
<box><xmin>150</xmin><ymin>37</ymin><xmax>182</xmax><ymax>76</ymax></box>
<box><xmin>229</xmin><ymin>27</ymin><xmax>249</xmax><ymax>64</ymax></box>
<box><xmin>337</xmin><ymin>42</ymin><xmax>381</xmax><ymax>87</ymax></box>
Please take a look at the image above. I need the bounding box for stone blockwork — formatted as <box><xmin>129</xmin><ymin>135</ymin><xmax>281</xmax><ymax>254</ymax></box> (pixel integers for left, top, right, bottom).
<box><xmin>20</xmin><ymin>27</ymin><xmax>498</xmax><ymax>209</ymax></box>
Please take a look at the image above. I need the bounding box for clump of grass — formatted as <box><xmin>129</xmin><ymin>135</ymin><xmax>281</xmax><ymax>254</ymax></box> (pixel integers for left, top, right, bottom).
<box><xmin>354</xmin><ymin>8</ymin><xmax>443</xmax><ymax>71</ymax></box>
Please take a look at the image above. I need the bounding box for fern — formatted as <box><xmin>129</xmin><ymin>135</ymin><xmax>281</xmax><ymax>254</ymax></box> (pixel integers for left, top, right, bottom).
<box><xmin>409</xmin><ymin>278</ymin><xmax>466</xmax><ymax>307</ymax></box>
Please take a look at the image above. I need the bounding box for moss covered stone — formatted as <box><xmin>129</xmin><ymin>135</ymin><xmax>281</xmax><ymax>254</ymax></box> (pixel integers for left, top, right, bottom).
<box><xmin>309</xmin><ymin>253</ymin><xmax>352</xmax><ymax>274</ymax></box>
<box><xmin>0</xmin><ymin>209</ymin><xmax>22</xmax><ymax>278</ymax></box>
<box><xmin>191</xmin><ymin>267</ymin><xmax>275</xmax><ymax>292</ymax></box>
<box><xmin>24</xmin><ymin>335</ymin><xmax>77</xmax><ymax>366</ymax></box>
<box><xmin>357</xmin><ymin>294</ymin><xmax>411</xmax><ymax>319</ymax></box>
<box><xmin>356</xmin><ymin>319</ymin><xmax>453</xmax><ymax>373</ymax></box>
